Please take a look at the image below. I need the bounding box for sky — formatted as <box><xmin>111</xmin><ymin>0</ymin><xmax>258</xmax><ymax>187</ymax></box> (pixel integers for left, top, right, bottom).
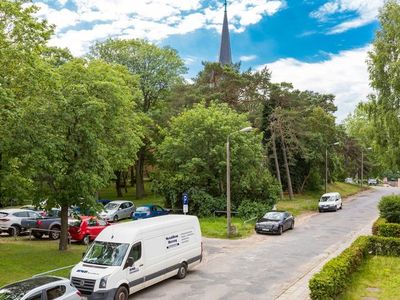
<box><xmin>32</xmin><ymin>0</ymin><xmax>384</xmax><ymax>122</ymax></box>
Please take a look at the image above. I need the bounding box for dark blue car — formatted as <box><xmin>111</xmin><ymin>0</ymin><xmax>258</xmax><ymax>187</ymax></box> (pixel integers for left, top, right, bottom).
<box><xmin>132</xmin><ymin>204</ymin><xmax>169</xmax><ymax>220</ymax></box>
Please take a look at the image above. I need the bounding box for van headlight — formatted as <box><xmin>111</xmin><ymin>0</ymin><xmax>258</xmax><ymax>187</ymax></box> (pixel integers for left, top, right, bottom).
<box><xmin>99</xmin><ymin>276</ymin><xmax>108</xmax><ymax>289</ymax></box>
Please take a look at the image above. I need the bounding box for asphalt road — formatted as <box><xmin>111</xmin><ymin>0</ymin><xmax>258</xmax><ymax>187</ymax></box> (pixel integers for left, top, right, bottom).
<box><xmin>131</xmin><ymin>187</ymin><xmax>400</xmax><ymax>300</ymax></box>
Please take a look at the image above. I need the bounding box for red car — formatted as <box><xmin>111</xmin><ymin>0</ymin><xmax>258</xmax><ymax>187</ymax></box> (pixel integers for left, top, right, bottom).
<box><xmin>68</xmin><ymin>216</ymin><xmax>110</xmax><ymax>245</ymax></box>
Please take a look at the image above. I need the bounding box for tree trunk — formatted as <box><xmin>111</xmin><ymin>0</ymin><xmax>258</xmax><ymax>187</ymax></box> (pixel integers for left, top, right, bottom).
<box><xmin>115</xmin><ymin>171</ymin><xmax>123</xmax><ymax>197</ymax></box>
<box><xmin>58</xmin><ymin>204</ymin><xmax>69</xmax><ymax>251</ymax></box>
<box><xmin>300</xmin><ymin>170</ymin><xmax>311</xmax><ymax>194</ymax></box>
<box><xmin>271</xmin><ymin>133</ymin><xmax>284</xmax><ymax>200</ymax></box>
<box><xmin>279</xmin><ymin>126</ymin><xmax>294</xmax><ymax>200</ymax></box>
<box><xmin>135</xmin><ymin>148</ymin><xmax>145</xmax><ymax>198</ymax></box>
<box><xmin>130</xmin><ymin>165</ymin><xmax>135</xmax><ymax>187</ymax></box>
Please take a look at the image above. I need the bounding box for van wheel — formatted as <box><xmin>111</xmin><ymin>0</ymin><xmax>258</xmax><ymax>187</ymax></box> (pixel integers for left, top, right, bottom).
<box><xmin>176</xmin><ymin>263</ymin><xmax>187</xmax><ymax>279</ymax></box>
<box><xmin>114</xmin><ymin>285</ymin><xmax>128</xmax><ymax>300</ymax></box>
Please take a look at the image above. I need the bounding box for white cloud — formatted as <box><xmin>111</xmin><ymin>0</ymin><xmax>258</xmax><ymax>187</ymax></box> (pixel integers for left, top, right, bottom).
<box><xmin>259</xmin><ymin>46</ymin><xmax>372</xmax><ymax>122</ymax></box>
<box><xmin>33</xmin><ymin>0</ymin><xmax>285</xmax><ymax>56</ymax></box>
<box><xmin>311</xmin><ymin>0</ymin><xmax>384</xmax><ymax>34</ymax></box>
<box><xmin>240</xmin><ymin>55</ymin><xmax>257</xmax><ymax>62</ymax></box>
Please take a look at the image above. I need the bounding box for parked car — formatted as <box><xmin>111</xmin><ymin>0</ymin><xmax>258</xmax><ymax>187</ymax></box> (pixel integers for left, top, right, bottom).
<box><xmin>0</xmin><ymin>276</ymin><xmax>81</xmax><ymax>300</ymax></box>
<box><xmin>99</xmin><ymin>200</ymin><xmax>135</xmax><ymax>222</ymax></box>
<box><xmin>68</xmin><ymin>216</ymin><xmax>110</xmax><ymax>245</ymax></box>
<box><xmin>71</xmin><ymin>215</ymin><xmax>202</xmax><ymax>299</ymax></box>
<box><xmin>368</xmin><ymin>178</ymin><xmax>378</xmax><ymax>185</ymax></box>
<box><xmin>255</xmin><ymin>211</ymin><xmax>295</xmax><ymax>235</ymax></box>
<box><xmin>0</xmin><ymin>209</ymin><xmax>41</xmax><ymax>236</ymax></box>
<box><xmin>344</xmin><ymin>177</ymin><xmax>354</xmax><ymax>184</ymax></box>
<box><xmin>20</xmin><ymin>205</ymin><xmax>47</xmax><ymax>217</ymax></box>
<box><xmin>132</xmin><ymin>204</ymin><xmax>169</xmax><ymax>220</ymax></box>
<box><xmin>96</xmin><ymin>199</ymin><xmax>111</xmax><ymax>206</ymax></box>
<box><xmin>21</xmin><ymin>213</ymin><xmax>62</xmax><ymax>240</ymax></box>
<box><xmin>318</xmin><ymin>192</ymin><xmax>342</xmax><ymax>212</ymax></box>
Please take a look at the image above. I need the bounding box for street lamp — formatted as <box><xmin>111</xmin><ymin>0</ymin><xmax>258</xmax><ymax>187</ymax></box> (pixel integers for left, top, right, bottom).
<box><xmin>361</xmin><ymin>147</ymin><xmax>372</xmax><ymax>188</ymax></box>
<box><xmin>325</xmin><ymin>142</ymin><xmax>340</xmax><ymax>193</ymax></box>
<box><xmin>226</xmin><ymin>126</ymin><xmax>254</xmax><ymax>238</ymax></box>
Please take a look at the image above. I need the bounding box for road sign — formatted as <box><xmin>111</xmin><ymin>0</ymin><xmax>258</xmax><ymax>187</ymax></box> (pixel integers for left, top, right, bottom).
<box><xmin>182</xmin><ymin>193</ymin><xmax>189</xmax><ymax>214</ymax></box>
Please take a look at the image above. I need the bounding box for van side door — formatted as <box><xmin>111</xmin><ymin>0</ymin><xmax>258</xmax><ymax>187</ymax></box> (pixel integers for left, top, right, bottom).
<box><xmin>125</xmin><ymin>242</ymin><xmax>145</xmax><ymax>294</ymax></box>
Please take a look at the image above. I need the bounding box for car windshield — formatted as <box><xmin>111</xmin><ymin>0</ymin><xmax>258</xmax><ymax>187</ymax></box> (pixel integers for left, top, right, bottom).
<box><xmin>320</xmin><ymin>196</ymin><xmax>333</xmax><ymax>202</ymax></box>
<box><xmin>104</xmin><ymin>203</ymin><xmax>118</xmax><ymax>210</ymax></box>
<box><xmin>136</xmin><ymin>207</ymin><xmax>150</xmax><ymax>212</ymax></box>
<box><xmin>262</xmin><ymin>212</ymin><xmax>284</xmax><ymax>221</ymax></box>
<box><xmin>83</xmin><ymin>241</ymin><xmax>129</xmax><ymax>266</ymax></box>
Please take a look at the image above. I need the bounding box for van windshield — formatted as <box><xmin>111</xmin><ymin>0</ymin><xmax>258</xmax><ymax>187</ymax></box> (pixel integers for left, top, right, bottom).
<box><xmin>83</xmin><ymin>241</ymin><xmax>129</xmax><ymax>266</ymax></box>
<box><xmin>320</xmin><ymin>196</ymin><xmax>333</xmax><ymax>202</ymax></box>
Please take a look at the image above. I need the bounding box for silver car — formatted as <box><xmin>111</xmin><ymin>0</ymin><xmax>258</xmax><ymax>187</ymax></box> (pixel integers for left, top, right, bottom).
<box><xmin>100</xmin><ymin>200</ymin><xmax>135</xmax><ymax>222</ymax></box>
<box><xmin>0</xmin><ymin>276</ymin><xmax>81</xmax><ymax>300</ymax></box>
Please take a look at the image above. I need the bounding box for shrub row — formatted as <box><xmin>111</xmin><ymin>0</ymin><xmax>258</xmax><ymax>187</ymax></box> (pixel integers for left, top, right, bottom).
<box><xmin>309</xmin><ymin>235</ymin><xmax>400</xmax><ymax>300</ymax></box>
<box><xmin>378</xmin><ymin>195</ymin><xmax>400</xmax><ymax>223</ymax></box>
<box><xmin>372</xmin><ymin>217</ymin><xmax>400</xmax><ymax>238</ymax></box>
<box><xmin>309</xmin><ymin>236</ymin><xmax>370</xmax><ymax>300</ymax></box>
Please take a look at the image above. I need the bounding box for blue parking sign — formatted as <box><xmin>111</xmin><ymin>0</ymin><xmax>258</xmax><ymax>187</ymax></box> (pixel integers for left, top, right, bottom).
<box><xmin>182</xmin><ymin>193</ymin><xmax>189</xmax><ymax>214</ymax></box>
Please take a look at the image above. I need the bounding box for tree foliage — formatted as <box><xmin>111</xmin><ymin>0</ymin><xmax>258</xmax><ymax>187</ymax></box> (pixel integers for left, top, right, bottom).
<box><xmin>153</xmin><ymin>102</ymin><xmax>280</xmax><ymax>215</ymax></box>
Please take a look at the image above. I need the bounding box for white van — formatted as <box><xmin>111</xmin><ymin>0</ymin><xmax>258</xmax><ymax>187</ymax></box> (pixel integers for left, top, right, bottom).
<box><xmin>70</xmin><ymin>215</ymin><xmax>202</xmax><ymax>300</ymax></box>
<box><xmin>318</xmin><ymin>192</ymin><xmax>342</xmax><ymax>212</ymax></box>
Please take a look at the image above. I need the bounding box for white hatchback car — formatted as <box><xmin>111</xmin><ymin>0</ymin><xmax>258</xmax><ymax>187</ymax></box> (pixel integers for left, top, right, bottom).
<box><xmin>0</xmin><ymin>209</ymin><xmax>41</xmax><ymax>236</ymax></box>
<box><xmin>318</xmin><ymin>192</ymin><xmax>342</xmax><ymax>212</ymax></box>
<box><xmin>0</xmin><ymin>276</ymin><xmax>81</xmax><ymax>300</ymax></box>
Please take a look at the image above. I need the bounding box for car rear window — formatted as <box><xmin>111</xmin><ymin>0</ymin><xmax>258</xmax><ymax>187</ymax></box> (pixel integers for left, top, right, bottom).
<box><xmin>0</xmin><ymin>212</ymin><xmax>8</xmax><ymax>218</ymax></box>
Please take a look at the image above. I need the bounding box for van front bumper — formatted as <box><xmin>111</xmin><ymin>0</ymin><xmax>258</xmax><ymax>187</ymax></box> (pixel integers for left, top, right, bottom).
<box><xmin>86</xmin><ymin>289</ymin><xmax>116</xmax><ymax>300</ymax></box>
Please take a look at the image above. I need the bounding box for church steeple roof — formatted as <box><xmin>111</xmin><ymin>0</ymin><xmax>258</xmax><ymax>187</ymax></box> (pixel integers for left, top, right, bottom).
<box><xmin>218</xmin><ymin>0</ymin><xmax>232</xmax><ymax>65</ymax></box>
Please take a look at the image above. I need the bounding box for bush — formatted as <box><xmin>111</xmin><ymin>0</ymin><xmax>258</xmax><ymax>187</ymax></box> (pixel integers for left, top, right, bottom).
<box><xmin>378</xmin><ymin>195</ymin><xmax>400</xmax><ymax>223</ymax></box>
<box><xmin>372</xmin><ymin>218</ymin><xmax>400</xmax><ymax>238</ymax></box>
<box><xmin>237</xmin><ymin>200</ymin><xmax>271</xmax><ymax>220</ymax></box>
<box><xmin>188</xmin><ymin>189</ymin><xmax>225</xmax><ymax>217</ymax></box>
<box><xmin>368</xmin><ymin>235</ymin><xmax>400</xmax><ymax>256</ymax></box>
<box><xmin>309</xmin><ymin>236</ymin><xmax>370</xmax><ymax>300</ymax></box>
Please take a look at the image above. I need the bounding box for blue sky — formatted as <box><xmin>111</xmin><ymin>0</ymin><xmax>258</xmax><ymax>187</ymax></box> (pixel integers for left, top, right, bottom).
<box><xmin>33</xmin><ymin>0</ymin><xmax>384</xmax><ymax>121</ymax></box>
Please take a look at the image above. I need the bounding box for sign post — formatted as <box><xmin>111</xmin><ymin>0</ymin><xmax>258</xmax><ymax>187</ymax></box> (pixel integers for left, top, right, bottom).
<box><xmin>182</xmin><ymin>193</ymin><xmax>189</xmax><ymax>215</ymax></box>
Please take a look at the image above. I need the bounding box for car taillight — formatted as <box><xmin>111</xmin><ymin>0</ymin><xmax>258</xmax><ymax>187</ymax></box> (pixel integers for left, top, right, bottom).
<box><xmin>36</xmin><ymin>220</ymin><xmax>42</xmax><ymax>226</ymax></box>
<box><xmin>0</xmin><ymin>218</ymin><xmax>10</xmax><ymax>222</ymax></box>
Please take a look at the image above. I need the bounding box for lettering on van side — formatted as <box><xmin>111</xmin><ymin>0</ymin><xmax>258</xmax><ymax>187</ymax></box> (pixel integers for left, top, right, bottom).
<box><xmin>129</xmin><ymin>267</ymin><xmax>139</xmax><ymax>274</ymax></box>
<box><xmin>165</xmin><ymin>234</ymin><xmax>180</xmax><ymax>249</ymax></box>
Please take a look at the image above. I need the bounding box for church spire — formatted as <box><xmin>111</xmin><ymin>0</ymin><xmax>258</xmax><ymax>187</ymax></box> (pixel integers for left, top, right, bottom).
<box><xmin>218</xmin><ymin>0</ymin><xmax>232</xmax><ymax>65</ymax></box>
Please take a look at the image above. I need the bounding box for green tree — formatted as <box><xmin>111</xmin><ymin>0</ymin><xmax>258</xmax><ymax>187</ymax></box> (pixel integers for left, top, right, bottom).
<box><xmin>153</xmin><ymin>102</ymin><xmax>280</xmax><ymax>215</ymax></box>
<box><xmin>89</xmin><ymin>39</ymin><xmax>187</xmax><ymax>198</ymax></box>
<box><xmin>11</xmin><ymin>59</ymin><xmax>144</xmax><ymax>250</ymax></box>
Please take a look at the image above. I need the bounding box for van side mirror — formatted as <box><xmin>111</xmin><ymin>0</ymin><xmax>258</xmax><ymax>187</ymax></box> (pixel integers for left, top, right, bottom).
<box><xmin>124</xmin><ymin>257</ymin><xmax>134</xmax><ymax>269</ymax></box>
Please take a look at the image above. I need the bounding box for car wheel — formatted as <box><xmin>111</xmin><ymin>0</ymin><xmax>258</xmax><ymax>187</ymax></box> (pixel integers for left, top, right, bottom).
<box><xmin>32</xmin><ymin>231</ymin><xmax>43</xmax><ymax>239</ymax></box>
<box><xmin>113</xmin><ymin>215</ymin><xmax>119</xmax><ymax>222</ymax></box>
<box><xmin>8</xmin><ymin>225</ymin><xmax>21</xmax><ymax>236</ymax></box>
<box><xmin>278</xmin><ymin>226</ymin><xmax>283</xmax><ymax>235</ymax></box>
<box><xmin>334</xmin><ymin>206</ymin><xmax>338</xmax><ymax>212</ymax></box>
<box><xmin>49</xmin><ymin>227</ymin><xmax>60</xmax><ymax>240</ymax></box>
<box><xmin>83</xmin><ymin>235</ymin><xmax>90</xmax><ymax>245</ymax></box>
<box><xmin>290</xmin><ymin>221</ymin><xmax>295</xmax><ymax>230</ymax></box>
<box><xmin>176</xmin><ymin>263</ymin><xmax>188</xmax><ymax>279</ymax></box>
<box><xmin>114</xmin><ymin>285</ymin><xmax>128</xmax><ymax>300</ymax></box>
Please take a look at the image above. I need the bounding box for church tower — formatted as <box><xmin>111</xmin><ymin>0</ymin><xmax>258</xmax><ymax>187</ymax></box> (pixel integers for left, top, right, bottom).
<box><xmin>218</xmin><ymin>0</ymin><xmax>232</xmax><ymax>65</ymax></box>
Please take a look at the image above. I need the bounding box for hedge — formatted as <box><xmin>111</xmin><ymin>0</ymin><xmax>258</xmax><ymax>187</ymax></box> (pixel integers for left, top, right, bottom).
<box><xmin>309</xmin><ymin>236</ymin><xmax>370</xmax><ymax>300</ymax></box>
<box><xmin>309</xmin><ymin>235</ymin><xmax>400</xmax><ymax>300</ymax></box>
<box><xmin>372</xmin><ymin>217</ymin><xmax>400</xmax><ymax>238</ymax></box>
<box><xmin>378</xmin><ymin>195</ymin><xmax>400</xmax><ymax>223</ymax></box>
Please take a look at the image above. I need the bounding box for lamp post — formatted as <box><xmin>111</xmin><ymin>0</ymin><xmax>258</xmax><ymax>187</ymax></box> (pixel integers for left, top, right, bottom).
<box><xmin>361</xmin><ymin>147</ymin><xmax>372</xmax><ymax>188</ymax></box>
<box><xmin>325</xmin><ymin>142</ymin><xmax>340</xmax><ymax>193</ymax></box>
<box><xmin>227</xmin><ymin>126</ymin><xmax>254</xmax><ymax>238</ymax></box>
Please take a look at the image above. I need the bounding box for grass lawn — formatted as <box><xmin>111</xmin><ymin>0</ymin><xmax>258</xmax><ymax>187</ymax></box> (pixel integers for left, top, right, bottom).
<box><xmin>200</xmin><ymin>217</ymin><xmax>254</xmax><ymax>239</ymax></box>
<box><xmin>0</xmin><ymin>238</ymin><xmax>85</xmax><ymax>287</ymax></box>
<box><xmin>340</xmin><ymin>256</ymin><xmax>400</xmax><ymax>300</ymax></box>
<box><xmin>277</xmin><ymin>182</ymin><xmax>368</xmax><ymax>216</ymax></box>
<box><xmin>98</xmin><ymin>181</ymin><xmax>164</xmax><ymax>207</ymax></box>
